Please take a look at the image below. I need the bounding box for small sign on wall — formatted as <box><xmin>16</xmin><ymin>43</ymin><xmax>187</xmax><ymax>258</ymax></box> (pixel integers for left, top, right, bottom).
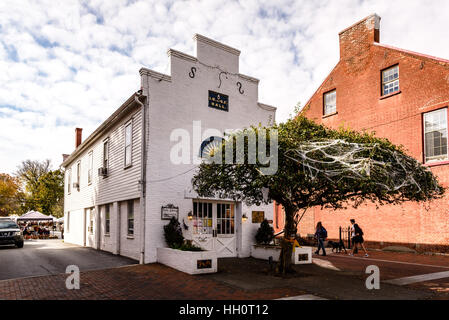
<box><xmin>161</xmin><ymin>204</ymin><xmax>179</xmax><ymax>220</ymax></box>
<box><xmin>197</xmin><ymin>259</ymin><xmax>212</xmax><ymax>269</ymax></box>
<box><xmin>252</xmin><ymin>211</ymin><xmax>265</xmax><ymax>223</ymax></box>
<box><xmin>208</xmin><ymin>91</ymin><xmax>229</xmax><ymax>112</ymax></box>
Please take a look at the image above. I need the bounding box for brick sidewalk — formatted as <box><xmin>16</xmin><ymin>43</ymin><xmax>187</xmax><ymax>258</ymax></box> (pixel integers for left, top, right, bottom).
<box><xmin>0</xmin><ymin>263</ymin><xmax>304</xmax><ymax>300</ymax></box>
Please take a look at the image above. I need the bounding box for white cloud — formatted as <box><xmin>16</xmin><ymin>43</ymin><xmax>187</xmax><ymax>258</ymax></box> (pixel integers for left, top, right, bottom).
<box><xmin>0</xmin><ymin>0</ymin><xmax>448</xmax><ymax>173</ymax></box>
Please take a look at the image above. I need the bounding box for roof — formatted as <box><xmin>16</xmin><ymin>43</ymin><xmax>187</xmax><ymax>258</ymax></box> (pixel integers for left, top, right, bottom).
<box><xmin>17</xmin><ymin>211</ymin><xmax>54</xmax><ymax>221</ymax></box>
<box><xmin>61</xmin><ymin>92</ymin><xmax>145</xmax><ymax>168</ymax></box>
<box><xmin>374</xmin><ymin>43</ymin><xmax>449</xmax><ymax>65</ymax></box>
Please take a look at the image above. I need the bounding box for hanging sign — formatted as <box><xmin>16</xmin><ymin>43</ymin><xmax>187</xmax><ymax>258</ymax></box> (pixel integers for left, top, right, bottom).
<box><xmin>208</xmin><ymin>91</ymin><xmax>229</xmax><ymax>112</ymax></box>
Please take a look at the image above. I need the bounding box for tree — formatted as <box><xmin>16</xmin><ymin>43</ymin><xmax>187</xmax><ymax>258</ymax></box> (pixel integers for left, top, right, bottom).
<box><xmin>15</xmin><ymin>160</ymin><xmax>64</xmax><ymax>217</ymax></box>
<box><xmin>192</xmin><ymin>115</ymin><xmax>444</xmax><ymax>274</ymax></box>
<box><xmin>0</xmin><ymin>173</ymin><xmax>23</xmax><ymax>216</ymax></box>
<box><xmin>34</xmin><ymin>170</ymin><xmax>65</xmax><ymax>217</ymax></box>
<box><xmin>16</xmin><ymin>159</ymin><xmax>51</xmax><ymax>195</ymax></box>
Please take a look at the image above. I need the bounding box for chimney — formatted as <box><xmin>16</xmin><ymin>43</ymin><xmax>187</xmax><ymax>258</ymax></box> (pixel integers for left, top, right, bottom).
<box><xmin>339</xmin><ymin>14</ymin><xmax>381</xmax><ymax>61</ymax></box>
<box><xmin>75</xmin><ymin>128</ymin><xmax>83</xmax><ymax>148</ymax></box>
<box><xmin>62</xmin><ymin>154</ymin><xmax>70</xmax><ymax>162</ymax></box>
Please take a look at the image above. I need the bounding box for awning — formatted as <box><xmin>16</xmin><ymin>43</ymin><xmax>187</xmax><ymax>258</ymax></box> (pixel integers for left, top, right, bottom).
<box><xmin>17</xmin><ymin>211</ymin><xmax>54</xmax><ymax>221</ymax></box>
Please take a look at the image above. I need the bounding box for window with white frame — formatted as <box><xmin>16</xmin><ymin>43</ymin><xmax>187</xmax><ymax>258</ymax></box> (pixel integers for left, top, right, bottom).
<box><xmin>124</xmin><ymin>122</ymin><xmax>132</xmax><ymax>167</ymax></box>
<box><xmin>424</xmin><ymin>108</ymin><xmax>448</xmax><ymax>163</ymax></box>
<box><xmin>105</xmin><ymin>204</ymin><xmax>110</xmax><ymax>234</ymax></box>
<box><xmin>192</xmin><ymin>201</ymin><xmax>213</xmax><ymax>235</ymax></box>
<box><xmin>103</xmin><ymin>139</ymin><xmax>109</xmax><ymax>169</ymax></box>
<box><xmin>127</xmin><ymin>200</ymin><xmax>134</xmax><ymax>236</ymax></box>
<box><xmin>67</xmin><ymin>169</ymin><xmax>71</xmax><ymax>194</ymax></box>
<box><xmin>76</xmin><ymin>161</ymin><xmax>81</xmax><ymax>190</ymax></box>
<box><xmin>323</xmin><ymin>90</ymin><xmax>336</xmax><ymax>115</ymax></box>
<box><xmin>382</xmin><ymin>65</ymin><xmax>399</xmax><ymax>96</ymax></box>
<box><xmin>89</xmin><ymin>209</ymin><xmax>94</xmax><ymax>234</ymax></box>
<box><xmin>216</xmin><ymin>203</ymin><xmax>235</xmax><ymax>235</ymax></box>
<box><xmin>88</xmin><ymin>151</ymin><xmax>93</xmax><ymax>184</ymax></box>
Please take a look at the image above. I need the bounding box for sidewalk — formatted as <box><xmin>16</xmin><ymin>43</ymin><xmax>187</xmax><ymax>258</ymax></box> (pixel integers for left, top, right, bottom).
<box><xmin>1</xmin><ymin>251</ymin><xmax>448</xmax><ymax>300</ymax></box>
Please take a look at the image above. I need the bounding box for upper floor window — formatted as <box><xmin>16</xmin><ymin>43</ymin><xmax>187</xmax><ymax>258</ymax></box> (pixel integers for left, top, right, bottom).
<box><xmin>323</xmin><ymin>90</ymin><xmax>336</xmax><ymax>116</ymax></box>
<box><xmin>124</xmin><ymin>122</ymin><xmax>132</xmax><ymax>167</ymax></box>
<box><xmin>424</xmin><ymin>108</ymin><xmax>448</xmax><ymax>163</ymax></box>
<box><xmin>67</xmin><ymin>169</ymin><xmax>72</xmax><ymax>194</ymax></box>
<box><xmin>103</xmin><ymin>139</ymin><xmax>109</xmax><ymax>169</ymax></box>
<box><xmin>382</xmin><ymin>65</ymin><xmax>399</xmax><ymax>96</ymax></box>
<box><xmin>76</xmin><ymin>161</ymin><xmax>81</xmax><ymax>191</ymax></box>
<box><xmin>88</xmin><ymin>151</ymin><xmax>93</xmax><ymax>184</ymax></box>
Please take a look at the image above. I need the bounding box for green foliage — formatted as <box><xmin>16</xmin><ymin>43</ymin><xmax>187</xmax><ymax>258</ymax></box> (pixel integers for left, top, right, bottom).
<box><xmin>163</xmin><ymin>217</ymin><xmax>184</xmax><ymax>248</ymax></box>
<box><xmin>255</xmin><ymin>219</ymin><xmax>274</xmax><ymax>245</ymax></box>
<box><xmin>192</xmin><ymin>115</ymin><xmax>444</xmax><ymax>273</ymax></box>
<box><xmin>14</xmin><ymin>160</ymin><xmax>64</xmax><ymax>217</ymax></box>
<box><xmin>171</xmin><ymin>241</ymin><xmax>203</xmax><ymax>251</ymax></box>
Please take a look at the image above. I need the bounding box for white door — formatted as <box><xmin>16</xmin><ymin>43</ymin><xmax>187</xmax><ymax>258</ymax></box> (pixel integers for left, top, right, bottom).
<box><xmin>191</xmin><ymin>201</ymin><xmax>237</xmax><ymax>257</ymax></box>
<box><xmin>215</xmin><ymin>203</ymin><xmax>236</xmax><ymax>257</ymax></box>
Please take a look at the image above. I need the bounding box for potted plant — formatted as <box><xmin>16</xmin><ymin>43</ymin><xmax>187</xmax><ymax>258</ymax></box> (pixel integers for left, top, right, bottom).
<box><xmin>157</xmin><ymin>217</ymin><xmax>217</xmax><ymax>275</ymax></box>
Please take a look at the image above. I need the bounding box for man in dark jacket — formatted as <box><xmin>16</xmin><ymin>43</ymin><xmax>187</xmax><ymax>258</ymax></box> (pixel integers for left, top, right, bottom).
<box><xmin>314</xmin><ymin>222</ymin><xmax>327</xmax><ymax>256</ymax></box>
<box><xmin>350</xmin><ymin>219</ymin><xmax>369</xmax><ymax>257</ymax></box>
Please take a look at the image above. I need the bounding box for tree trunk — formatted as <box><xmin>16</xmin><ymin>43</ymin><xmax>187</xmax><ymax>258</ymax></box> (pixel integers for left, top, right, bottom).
<box><xmin>276</xmin><ymin>206</ymin><xmax>297</xmax><ymax>274</ymax></box>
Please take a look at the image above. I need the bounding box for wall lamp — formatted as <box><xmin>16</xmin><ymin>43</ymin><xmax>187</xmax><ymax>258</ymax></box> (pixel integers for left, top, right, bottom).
<box><xmin>187</xmin><ymin>211</ymin><xmax>193</xmax><ymax>220</ymax></box>
<box><xmin>242</xmin><ymin>214</ymin><xmax>248</xmax><ymax>222</ymax></box>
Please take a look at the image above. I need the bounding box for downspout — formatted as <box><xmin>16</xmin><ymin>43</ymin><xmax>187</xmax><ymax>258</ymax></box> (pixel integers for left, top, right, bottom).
<box><xmin>135</xmin><ymin>91</ymin><xmax>147</xmax><ymax>264</ymax></box>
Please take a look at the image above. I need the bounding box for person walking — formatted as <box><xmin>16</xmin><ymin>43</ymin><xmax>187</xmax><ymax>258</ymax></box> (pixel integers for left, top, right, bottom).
<box><xmin>349</xmin><ymin>219</ymin><xmax>369</xmax><ymax>257</ymax></box>
<box><xmin>314</xmin><ymin>221</ymin><xmax>328</xmax><ymax>256</ymax></box>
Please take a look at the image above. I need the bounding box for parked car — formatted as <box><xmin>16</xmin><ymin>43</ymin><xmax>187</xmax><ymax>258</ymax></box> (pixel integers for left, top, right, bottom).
<box><xmin>0</xmin><ymin>217</ymin><xmax>24</xmax><ymax>248</ymax></box>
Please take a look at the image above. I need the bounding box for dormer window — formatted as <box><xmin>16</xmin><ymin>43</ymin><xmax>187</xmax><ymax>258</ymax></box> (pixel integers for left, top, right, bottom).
<box><xmin>323</xmin><ymin>90</ymin><xmax>336</xmax><ymax>116</ymax></box>
<box><xmin>382</xmin><ymin>65</ymin><xmax>399</xmax><ymax>96</ymax></box>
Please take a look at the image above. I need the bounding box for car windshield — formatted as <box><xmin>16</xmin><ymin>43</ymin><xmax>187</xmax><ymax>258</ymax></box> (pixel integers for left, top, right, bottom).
<box><xmin>0</xmin><ymin>221</ymin><xmax>19</xmax><ymax>229</ymax></box>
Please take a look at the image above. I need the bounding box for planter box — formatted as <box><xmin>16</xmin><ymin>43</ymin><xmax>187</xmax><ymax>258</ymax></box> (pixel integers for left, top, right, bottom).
<box><xmin>251</xmin><ymin>245</ymin><xmax>312</xmax><ymax>264</ymax></box>
<box><xmin>157</xmin><ymin>247</ymin><xmax>217</xmax><ymax>275</ymax></box>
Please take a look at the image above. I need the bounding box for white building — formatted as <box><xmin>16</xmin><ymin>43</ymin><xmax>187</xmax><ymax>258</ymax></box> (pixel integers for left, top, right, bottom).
<box><xmin>62</xmin><ymin>34</ymin><xmax>276</xmax><ymax>264</ymax></box>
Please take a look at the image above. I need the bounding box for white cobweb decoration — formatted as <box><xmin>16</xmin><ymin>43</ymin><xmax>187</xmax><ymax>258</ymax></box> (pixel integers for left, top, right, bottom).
<box><xmin>285</xmin><ymin>139</ymin><xmax>433</xmax><ymax>193</ymax></box>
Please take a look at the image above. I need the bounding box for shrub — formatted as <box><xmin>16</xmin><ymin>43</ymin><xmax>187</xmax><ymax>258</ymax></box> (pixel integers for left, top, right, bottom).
<box><xmin>163</xmin><ymin>217</ymin><xmax>184</xmax><ymax>248</ymax></box>
<box><xmin>255</xmin><ymin>219</ymin><xmax>274</xmax><ymax>245</ymax></box>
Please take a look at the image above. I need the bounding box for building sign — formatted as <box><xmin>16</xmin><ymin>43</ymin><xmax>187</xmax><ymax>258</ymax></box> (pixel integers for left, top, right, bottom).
<box><xmin>208</xmin><ymin>91</ymin><xmax>228</xmax><ymax>112</ymax></box>
<box><xmin>252</xmin><ymin>211</ymin><xmax>265</xmax><ymax>223</ymax></box>
<box><xmin>197</xmin><ymin>259</ymin><xmax>212</xmax><ymax>269</ymax></box>
<box><xmin>161</xmin><ymin>204</ymin><xmax>179</xmax><ymax>220</ymax></box>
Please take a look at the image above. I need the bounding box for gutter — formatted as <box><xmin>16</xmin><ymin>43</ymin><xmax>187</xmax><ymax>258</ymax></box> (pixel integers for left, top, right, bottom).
<box><xmin>134</xmin><ymin>90</ymin><xmax>147</xmax><ymax>264</ymax></box>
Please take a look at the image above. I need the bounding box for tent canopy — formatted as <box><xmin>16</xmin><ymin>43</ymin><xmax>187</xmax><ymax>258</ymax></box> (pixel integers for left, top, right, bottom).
<box><xmin>17</xmin><ymin>211</ymin><xmax>54</xmax><ymax>221</ymax></box>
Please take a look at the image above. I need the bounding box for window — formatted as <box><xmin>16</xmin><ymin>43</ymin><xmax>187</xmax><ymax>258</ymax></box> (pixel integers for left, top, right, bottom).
<box><xmin>124</xmin><ymin>122</ymin><xmax>132</xmax><ymax>167</ymax></box>
<box><xmin>105</xmin><ymin>204</ymin><xmax>110</xmax><ymax>234</ymax></box>
<box><xmin>323</xmin><ymin>90</ymin><xmax>336</xmax><ymax>115</ymax></box>
<box><xmin>67</xmin><ymin>169</ymin><xmax>71</xmax><ymax>194</ymax></box>
<box><xmin>217</xmin><ymin>203</ymin><xmax>235</xmax><ymax>235</ymax></box>
<box><xmin>382</xmin><ymin>65</ymin><xmax>399</xmax><ymax>96</ymax></box>
<box><xmin>88</xmin><ymin>151</ymin><xmax>93</xmax><ymax>184</ymax></box>
<box><xmin>103</xmin><ymin>139</ymin><xmax>109</xmax><ymax>169</ymax></box>
<box><xmin>127</xmin><ymin>200</ymin><xmax>134</xmax><ymax>236</ymax></box>
<box><xmin>424</xmin><ymin>108</ymin><xmax>448</xmax><ymax>163</ymax></box>
<box><xmin>192</xmin><ymin>201</ymin><xmax>213</xmax><ymax>235</ymax></box>
<box><xmin>89</xmin><ymin>209</ymin><xmax>94</xmax><ymax>234</ymax></box>
<box><xmin>76</xmin><ymin>161</ymin><xmax>81</xmax><ymax>190</ymax></box>
<box><xmin>66</xmin><ymin>212</ymin><xmax>70</xmax><ymax>232</ymax></box>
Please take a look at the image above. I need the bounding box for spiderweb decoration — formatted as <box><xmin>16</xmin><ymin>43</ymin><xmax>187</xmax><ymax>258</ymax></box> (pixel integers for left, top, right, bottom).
<box><xmin>285</xmin><ymin>139</ymin><xmax>438</xmax><ymax>194</ymax></box>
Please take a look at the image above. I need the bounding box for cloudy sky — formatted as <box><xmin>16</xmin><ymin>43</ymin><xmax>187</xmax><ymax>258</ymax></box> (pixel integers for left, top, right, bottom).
<box><xmin>1</xmin><ymin>0</ymin><xmax>448</xmax><ymax>174</ymax></box>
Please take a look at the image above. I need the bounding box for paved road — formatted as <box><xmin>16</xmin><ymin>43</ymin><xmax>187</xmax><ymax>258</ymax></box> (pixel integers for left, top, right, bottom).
<box><xmin>0</xmin><ymin>239</ymin><xmax>137</xmax><ymax>281</ymax></box>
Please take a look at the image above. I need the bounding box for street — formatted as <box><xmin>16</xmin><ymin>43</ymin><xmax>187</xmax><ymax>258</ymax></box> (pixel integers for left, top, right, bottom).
<box><xmin>0</xmin><ymin>239</ymin><xmax>137</xmax><ymax>281</ymax></box>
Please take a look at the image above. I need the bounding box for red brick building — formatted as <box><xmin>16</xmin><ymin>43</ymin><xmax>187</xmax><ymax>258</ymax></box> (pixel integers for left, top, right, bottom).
<box><xmin>275</xmin><ymin>14</ymin><xmax>449</xmax><ymax>252</ymax></box>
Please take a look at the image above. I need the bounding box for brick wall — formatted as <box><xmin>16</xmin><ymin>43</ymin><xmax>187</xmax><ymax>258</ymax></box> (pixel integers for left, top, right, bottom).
<box><xmin>282</xmin><ymin>15</ymin><xmax>449</xmax><ymax>251</ymax></box>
